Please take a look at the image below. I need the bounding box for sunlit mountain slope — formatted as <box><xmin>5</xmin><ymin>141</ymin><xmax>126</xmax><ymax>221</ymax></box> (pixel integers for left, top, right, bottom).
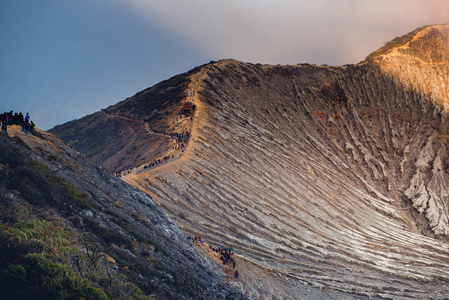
<box><xmin>54</xmin><ymin>24</ymin><xmax>449</xmax><ymax>299</ymax></box>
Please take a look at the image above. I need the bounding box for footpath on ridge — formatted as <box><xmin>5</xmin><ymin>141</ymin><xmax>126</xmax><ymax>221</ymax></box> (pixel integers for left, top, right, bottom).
<box><xmin>117</xmin><ymin>65</ymin><xmax>210</xmax><ymax>178</ymax></box>
<box><xmin>118</xmin><ymin>63</ymin><xmax>303</xmax><ymax>298</ymax></box>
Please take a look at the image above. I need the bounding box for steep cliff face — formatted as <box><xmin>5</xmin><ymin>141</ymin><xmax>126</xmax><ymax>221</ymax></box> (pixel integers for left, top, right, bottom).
<box><xmin>367</xmin><ymin>25</ymin><xmax>449</xmax><ymax>235</ymax></box>
<box><xmin>52</xmin><ymin>24</ymin><xmax>449</xmax><ymax>298</ymax></box>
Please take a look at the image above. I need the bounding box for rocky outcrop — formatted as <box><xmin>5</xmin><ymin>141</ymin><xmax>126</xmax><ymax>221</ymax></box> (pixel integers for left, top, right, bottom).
<box><xmin>53</xmin><ymin>25</ymin><xmax>449</xmax><ymax>298</ymax></box>
<box><xmin>371</xmin><ymin>25</ymin><xmax>449</xmax><ymax>235</ymax></box>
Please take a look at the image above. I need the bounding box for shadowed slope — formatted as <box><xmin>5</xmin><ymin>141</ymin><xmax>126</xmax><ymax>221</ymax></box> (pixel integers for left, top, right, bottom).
<box><xmin>124</xmin><ymin>25</ymin><xmax>449</xmax><ymax>298</ymax></box>
<box><xmin>0</xmin><ymin>126</ymin><xmax>246</xmax><ymax>299</ymax></box>
<box><xmin>50</xmin><ymin>70</ymin><xmax>196</xmax><ymax>173</ymax></box>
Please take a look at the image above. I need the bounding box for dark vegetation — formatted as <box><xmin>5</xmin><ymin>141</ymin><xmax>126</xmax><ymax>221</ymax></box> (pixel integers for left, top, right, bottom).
<box><xmin>0</xmin><ymin>135</ymin><xmax>150</xmax><ymax>299</ymax></box>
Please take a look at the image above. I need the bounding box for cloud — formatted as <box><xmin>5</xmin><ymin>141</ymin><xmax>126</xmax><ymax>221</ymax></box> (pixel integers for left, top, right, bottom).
<box><xmin>122</xmin><ymin>0</ymin><xmax>449</xmax><ymax>65</ymax></box>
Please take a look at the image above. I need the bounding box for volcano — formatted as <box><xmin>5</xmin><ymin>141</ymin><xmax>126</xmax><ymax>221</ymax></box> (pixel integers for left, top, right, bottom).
<box><xmin>51</xmin><ymin>24</ymin><xmax>449</xmax><ymax>298</ymax></box>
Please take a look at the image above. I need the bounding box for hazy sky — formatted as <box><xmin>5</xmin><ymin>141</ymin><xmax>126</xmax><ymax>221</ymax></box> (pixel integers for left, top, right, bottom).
<box><xmin>1</xmin><ymin>0</ymin><xmax>449</xmax><ymax>130</ymax></box>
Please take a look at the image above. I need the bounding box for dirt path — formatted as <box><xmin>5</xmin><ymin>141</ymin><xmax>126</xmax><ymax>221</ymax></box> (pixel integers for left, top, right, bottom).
<box><xmin>108</xmin><ymin>113</ymin><xmax>173</xmax><ymax>138</ymax></box>
<box><xmin>106</xmin><ymin>114</ymin><xmax>139</xmax><ymax>123</ymax></box>
<box><xmin>121</xmin><ymin>66</ymin><xmax>210</xmax><ymax>177</ymax></box>
<box><xmin>193</xmin><ymin>240</ymin><xmax>342</xmax><ymax>300</ymax></box>
<box><xmin>143</xmin><ymin>122</ymin><xmax>172</xmax><ymax>138</ymax></box>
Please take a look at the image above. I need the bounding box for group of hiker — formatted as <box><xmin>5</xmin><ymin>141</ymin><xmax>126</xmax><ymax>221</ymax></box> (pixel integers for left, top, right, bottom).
<box><xmin>114</xmin><ymin>169</ymin><xmax>133</xmax><ymax>178</ymax></box>
<box><xmin>172</xmin><ymin>130</ymin><xmax>190</xmax><ymax>151</ymax></box>
<box><xmin>143</xmin><ymin>155</ymin><xmax>173</xmax><ymax>169</ymax></box>
<box><xmin>114</xmin><ymin>154</ymin><xmax>179</xmax><ymax>177</ymax></box>
<box><xmin>213</xmin><ymin>245</ymin><xmax>236</xmax><ymax>268</ymax></box>
<box><xmin>175</xmin><ymin>113</ymin><xmax>193</xmax><ymax>123</ymax></box>
<box><xmin>189</xmin><ymin>236</ymin><xmax>203</xmax><ymax>244</ymax></box>
<box><xmin>0</xmin><ymin>110</ymin><xmax>35</xmax><ymax>135</ymax></box>
<box><xmin>187</xmin><ymin>236</ymin><xmax>239</xmax><ymax>278</ymax></box>
<box><xmin>113</xmin><ymin>101</ymin><xmax>195</xmax><ymax>177</ymax></box>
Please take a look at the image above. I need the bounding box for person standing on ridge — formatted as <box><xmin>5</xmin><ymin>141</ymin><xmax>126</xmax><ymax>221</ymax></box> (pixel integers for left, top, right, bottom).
<box><xmin>7</xmin><ymin>111</ymin><xmax>12</xmax><ymax>125</ymax></box>
<box><xmin>30</xmin><ymin>121</ymin><xmax>36</xmax><ymax>135</ymax></box>
<box><xmin>1</xmin><ymin>120</ymin><xmax>7</xmax><ymax>135</ymax></box>
<box><xmin>25</xmin><ymin>112</ymin><xmax>30</xmax><ymax>123</ymax></box>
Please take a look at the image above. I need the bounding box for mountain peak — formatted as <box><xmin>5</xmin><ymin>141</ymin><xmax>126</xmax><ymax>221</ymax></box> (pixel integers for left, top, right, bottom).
<box><xmin>364</xmin><ymin>24</ymin><xmax>449</xmax><ymax>63</ymax></box>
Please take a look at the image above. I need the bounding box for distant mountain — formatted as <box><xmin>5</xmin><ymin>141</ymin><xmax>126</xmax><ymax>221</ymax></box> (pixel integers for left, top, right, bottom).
<box><xmin>51</xmin><ymin>24</ymin><xmax>449</xmax><ymax>298</ymax></box>
<box><xmin>0</xmin><ymin>126</ymin><xmax>245</xmax><ymax>299</ymax></box>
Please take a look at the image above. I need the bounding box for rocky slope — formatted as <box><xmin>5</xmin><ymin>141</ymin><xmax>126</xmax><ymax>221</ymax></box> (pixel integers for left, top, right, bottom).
<box><xmin>50</xmin><ymin>69</ymin><xmax>201</xmax><ymax>173</ymax></box>
<box><xmin>0</xmin><ymin>126</ymin><xmax>246</xmax><ymax>299</ymax></box>
<box><xmin>52</xmin><ymin>24</ymin><xmax>449</xmax><ymax>298</ymax></box>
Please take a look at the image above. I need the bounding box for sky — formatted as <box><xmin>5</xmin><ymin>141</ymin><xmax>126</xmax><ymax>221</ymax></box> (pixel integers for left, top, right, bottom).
<box><xmin>1</xmin><ymin>0</ymin><xmax>449</xmax><ymax>130</ymax></box>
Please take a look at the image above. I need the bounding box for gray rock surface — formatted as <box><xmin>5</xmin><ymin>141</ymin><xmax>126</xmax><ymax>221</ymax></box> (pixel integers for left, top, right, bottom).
<box><xmin>52</xmin><ymin>24</ymin><xmax>449</xmax><ymax>299</ymax></box>
<box><xmin>127</xmin><ymin>25</ymin><xmax>449</xmax><ymax>299</ymax></box>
